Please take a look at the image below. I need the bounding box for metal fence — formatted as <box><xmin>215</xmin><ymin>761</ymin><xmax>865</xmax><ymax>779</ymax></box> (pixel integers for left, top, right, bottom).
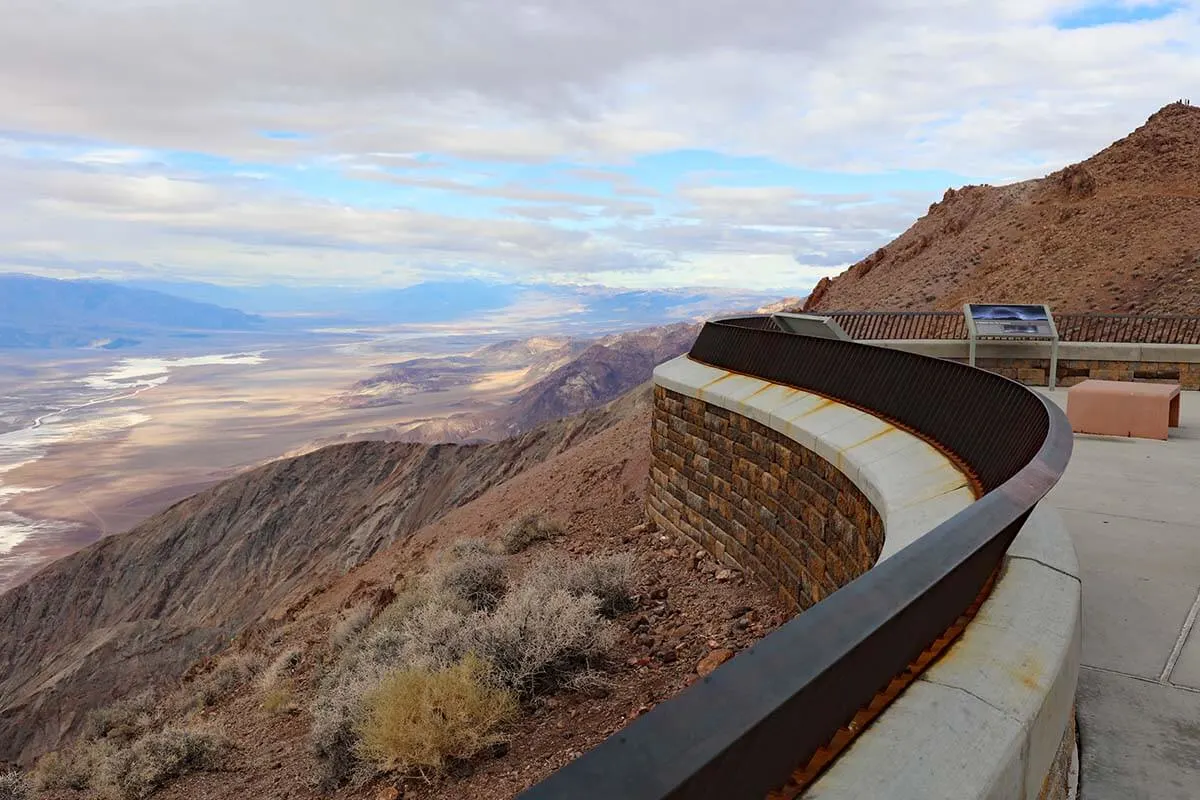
<box><xmin>520</xmin><ymin>316</ymin><xmax>1072</xmax><ymax>800</ymax></box>
<box><xmin>823</xmin><ymin>310</ymin><xmax>1200</xmax><ymax>344</ymax></box>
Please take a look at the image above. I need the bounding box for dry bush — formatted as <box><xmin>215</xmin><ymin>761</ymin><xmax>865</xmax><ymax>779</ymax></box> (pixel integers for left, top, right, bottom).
<box><xmin>32</xmin><ymin>742</ymin><xmax>111</xmax><ymax>792</ymax></box>
<box><xmin>0</xmin><ymin>771</ymin><xmax>31</xmax><ymax>800</ymax></box>
<box><xmin>262</xmin><ymin>685</ymin><xmax>298</xmax><ymax>715</ymax></box>
<box><xmin>97</xmin><ymin>726</ymin><xmax>229</xmax><ymax>800</ymax></box>
<box><xmin>370</xmin><ymin>587</ymin><xmax>430</xmax><ymax>632</ymax></box>
<box><xmin>469</xmin><ymin>583</ymin><xmax>614</xmax><ymax>700</ymax></box>
<box><xmin>431</xmin><ymin>551</ymin><xmax>508</xmax><ymax>611</ymax></box>
<box><xmin>258</xmin><ymin>648</ymin><xmax>302</xmax><ymax>691</ymax></box>
<box><xmin>194</xmin><ymin>653</ymin><xmax>261</xmax><ymax>707</ymax></box>
<box><xmin>564</xmin><ymin>553</ymin><xmax>637</xmax><ymax>618</ymax></box>
<box><xmin>527</xmin><ymin>553</ymin><xmax>637</xmax><ymax>618</ymax></box>
<box><xmin>500</xmin><ymin>512</ymin><xmax>564</xmax><ymax>554</ymax></box>
<box><xmin>449</xmin><ymin>538</ymin><xmax>496</xmax><ymax>558</ymax></box>
<box><xmin>83</xmin><ymin>691</ymin><xmax>158</xmax><ymax>745</ymax></box>
<box><xmin>311</xmin><ymin>677</ymin><xmax>369</xmax><ymax>788</ymax></box>
<box><xmin>311</xmin><ymin>551</ymin><xmax>622</xmax><ymax>785</ymax></box>
<box><xmin>355</xmin><ymin>655</ymin><xmax>516</xmax><ymax>777</ymax></box>
<box><xmin>328</xmin><ymin>605</ymin><xmax>373</xmax><ymax>651</ymax></box>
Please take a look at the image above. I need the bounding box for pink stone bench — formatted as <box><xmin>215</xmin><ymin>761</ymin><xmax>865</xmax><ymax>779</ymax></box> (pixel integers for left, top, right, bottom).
<box><xmin>1067</xmin><ymin>379</ymin><xmax>1181</xmax><ymax>440</ymax></box>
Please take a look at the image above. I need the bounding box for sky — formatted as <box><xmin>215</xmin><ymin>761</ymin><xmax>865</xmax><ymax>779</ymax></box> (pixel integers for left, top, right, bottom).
<box><xmin>1</xmin><ymin>0</ymin><xmax>1198</xmax><ymax>294</ymax></box>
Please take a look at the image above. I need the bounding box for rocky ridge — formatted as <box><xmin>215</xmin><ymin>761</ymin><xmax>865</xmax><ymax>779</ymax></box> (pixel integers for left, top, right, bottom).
<box><xmin>802</xmin><ymin>102</ymin><xmax>1200</xmax><ymax>314</ymax></box>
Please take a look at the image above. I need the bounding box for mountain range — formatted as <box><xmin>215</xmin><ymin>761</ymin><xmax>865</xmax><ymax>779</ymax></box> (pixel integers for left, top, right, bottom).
<box><xmin>0</xmin><ymin>274</ymin><xmax>262</xmax><ymax>349</ymax></box>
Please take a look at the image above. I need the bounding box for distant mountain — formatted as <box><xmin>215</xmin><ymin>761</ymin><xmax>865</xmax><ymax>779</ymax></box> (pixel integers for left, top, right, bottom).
<box><xmin>391</xmin><ymin>322</ymin><xmax>700</xmax><ymax>442</ymax></box>
<box><xmin>124</xmin><ymin>278</ymin><xmax>780</xmax><ymax>331</ymax></box>
<box><xmin>0</xmin><ymin>274</ymin><xmax>262</xmax><ymax>349</ymax></box>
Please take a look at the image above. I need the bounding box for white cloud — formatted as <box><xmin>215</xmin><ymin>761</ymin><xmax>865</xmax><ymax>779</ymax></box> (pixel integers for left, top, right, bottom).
<box><xmin>1</xmin><ymin>0</ymin><xmax>1198</xmax><ymax>290</ymax></box>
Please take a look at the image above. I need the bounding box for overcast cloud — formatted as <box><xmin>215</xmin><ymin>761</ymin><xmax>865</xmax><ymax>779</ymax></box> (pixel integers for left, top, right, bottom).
<box><xmin>1</xmin><ymin>0</ymin><xmax>1198</xmax><ymax>291</ymax></box>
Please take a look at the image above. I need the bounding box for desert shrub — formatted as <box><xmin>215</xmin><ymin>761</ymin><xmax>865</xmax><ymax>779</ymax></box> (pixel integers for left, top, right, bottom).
<box><xmin>328</xmin><ymin>605</ymin><xmax>373</xmax><ymax>650</ymax></box>
<box><xmin>431</xmin><ymin>551</ymin><xmax>508</xmax><ymax>611</ymax></box>
<box><xmin>32</xmin><ymin>742</ymin><xmax>111</xmax><ymax>791</ymax></box>
<box><xmin>564</xmin><ymin>553</ymin><xmax>637</xmax><ymax>618</ymax></box>
<box><xmin>528</xmin><ymin>553</ymin><xmax>637</xmax><ymax>618</ymax></box>
<box><xmin>354</xmin><ymin>655</ymin><xmax>516</xmax><ymax>777</ymax></box>
<box><xmin>0</xmin><ymin>771</ymin><xmax>31</xmax><ymax>800</ymax></box>
<box><xmin>449</xmin><ymin>538</ymin><xmax>496</xmax><ymax>558</ymax></box>
<box><xmin>469</xmin><ymin>583</ymin><xmax>613</xmax><ymax>700</ymax></box>
<box><xmin>98</xmin><ymin>726</ymin><xmax>229</xmax><ymax>800</ymax></box>
<box><xmin>311</xmin><ymin>552</ymin><xmax>621</xmax><ymax>785</ymax></box>
<box><xmin>194</xmin><ymin>653</ymin><xmax>260</xmax><ymax>707</ymax></box>
<box><xmin>370</xmin><ymin>587</ymin><xmax>429</xmax><ymax>632</ymax></box>
<box><xmin>500</xmin><ymin>512</ymin><xmax>564</xmax><ymax>554</ymax></box>
<box><xmin>258</xmin><ymin>647</ymin><xmax>302</xmax><ymax>691</ymax></box>
<box><xmin>83</xmin><ymin>690</ymin><xmax>158</xmax><ymax>745</ymax></box>
<box><xmin>311</xmin><ymin>678</ymin><xmax>368</xmax><ymax>788</ymax></box>
<box><xmin>263</xmin><ymin>685</ymin><xmax>298</xmax><ymax>715</ymax></box>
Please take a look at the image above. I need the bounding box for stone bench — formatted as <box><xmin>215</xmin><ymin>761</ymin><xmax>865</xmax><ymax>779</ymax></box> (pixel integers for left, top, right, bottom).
<box><xmin>1067</xmin><ymin>379</ymin><xmax>1181</xmax><ymax>440</ymax></box>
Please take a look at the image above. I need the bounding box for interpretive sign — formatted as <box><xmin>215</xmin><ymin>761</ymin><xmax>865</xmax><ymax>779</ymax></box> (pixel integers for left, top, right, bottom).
<box><xmin>771</xmin><ymin>313</ymin><xmax>852</xmax><ymax>341</ymax></box>
<box><xmin>963</xmin><ymin>303</ymin><xmax>1060</xmax><ymax>388</ymax></box>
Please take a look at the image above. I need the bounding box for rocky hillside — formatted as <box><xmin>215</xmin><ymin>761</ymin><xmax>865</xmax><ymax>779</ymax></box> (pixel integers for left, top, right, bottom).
<box><xmin>334</xmin><ymin>336</ymin><xmax>589</xmax><ymax>409</ymax></box>
<box><xmin>803</xmin><ymin>102</ymin><xmax>1200</xmax><ymax>314</ymax></box>
<box><xmin>396</xmin><ymin>322</ymin><xmax>699</xmax><ymax>443</ymax></box>
<box><xmin>0</xmin><ymin>391</ymin><xmax>649</xmax><ymax>766</ymax></box>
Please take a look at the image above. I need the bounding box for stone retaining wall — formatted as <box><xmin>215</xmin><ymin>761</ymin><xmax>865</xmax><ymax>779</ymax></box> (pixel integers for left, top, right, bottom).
<box><xmin>871</xmin><ymin>340</ymin><xmax>1200</xmax><ymax>389</ymax></box>
<box><xmin>650</xmin><ymin>355</ymin><xmax>1081</xmax><ymax>800</ymax></box>
<box><xmin>648</xmin><ymin>386</ymin><xmax>884</xmax><ymax>611</ymax></box>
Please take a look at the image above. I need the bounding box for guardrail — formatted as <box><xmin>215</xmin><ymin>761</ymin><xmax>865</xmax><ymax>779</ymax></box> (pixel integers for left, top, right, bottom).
<box><xmin>520</xmin><ymin>315</ymin><xmax>1073</xmax><ymax>800</ymax></box>
<box><xmin>824</xmin><ymin>310</ymin><xmax>1200</xmax><ymax>344</ymax></box>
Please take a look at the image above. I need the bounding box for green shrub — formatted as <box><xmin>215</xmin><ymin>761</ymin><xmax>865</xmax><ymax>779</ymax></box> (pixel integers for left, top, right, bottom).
<box><xmin>354</xmin><ymin>655</ymin><xmax>516</xmax><ymax>776</ymax></box>
<box><xmin>0</xmin><ymin>771</ymin><xmax>31</xmax><ymax>800</ymax></box>
<box><xmin>501</xmin><ymin>512</ymin><xmax>564</xmax><ymax>554</ymax></box>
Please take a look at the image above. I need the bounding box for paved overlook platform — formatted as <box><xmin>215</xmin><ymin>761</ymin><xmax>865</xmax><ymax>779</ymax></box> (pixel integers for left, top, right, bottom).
<box><xmin>1040</xmin><ymin>389</ymin><xmax>1200</xmax><ymax>799</ymax></box>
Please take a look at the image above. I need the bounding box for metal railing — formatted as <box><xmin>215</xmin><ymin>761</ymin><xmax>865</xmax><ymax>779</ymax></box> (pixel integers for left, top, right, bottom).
<box><xmin>1053</xmin><ymin>313</ymin><xmax>1200</xmax><ymax>344</ymax></box>
<box><xmin>521</xmin><ymin>316</ymin><xmax>1072</xmax><ymax>800</ymax></box>
<box><xmin>824</xmin><ymin>310</ymin><xmax>1200</xmax><ymax>344</ymax></box>
<box><xmin>826</xmin><ymin>310</ymin><xmax>966</xmax><ymax>340</ymax></box>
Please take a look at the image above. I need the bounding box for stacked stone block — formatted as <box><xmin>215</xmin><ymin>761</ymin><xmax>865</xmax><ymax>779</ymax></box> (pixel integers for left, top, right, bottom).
<box><xmin>647</xmin><ymin>386</ymin><xmax>884</xmax><ymax>612</ymax></box>
<box><xmin>968</xmin><ymin>357</ymin><xmax>1199</xmax><ymax>389</ymax></box>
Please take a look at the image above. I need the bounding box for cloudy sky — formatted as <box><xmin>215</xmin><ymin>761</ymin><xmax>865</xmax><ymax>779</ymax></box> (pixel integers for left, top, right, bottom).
<box><xmin>1</xmin><ymin>0</ymin><xmax>1198</xmax><ymax>293</ymax></box>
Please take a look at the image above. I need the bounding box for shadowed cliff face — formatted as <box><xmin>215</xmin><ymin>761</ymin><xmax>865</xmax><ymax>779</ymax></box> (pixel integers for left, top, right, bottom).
<box><xmin>802</xmin><ymin>102</ymin><xmax>1200</xmax><ymax>315</ymax></box>
<box><xmin>0</xmin><ymin>388</ymin><xmax>650</xmax><ymax>766</ymax></box>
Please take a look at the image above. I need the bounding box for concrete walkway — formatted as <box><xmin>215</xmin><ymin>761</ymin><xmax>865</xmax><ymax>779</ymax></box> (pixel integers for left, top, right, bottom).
<box><xmin>1040</xmin><ymin>389</ymin><xmax>1200</xmax><ymax>799</ymax></box>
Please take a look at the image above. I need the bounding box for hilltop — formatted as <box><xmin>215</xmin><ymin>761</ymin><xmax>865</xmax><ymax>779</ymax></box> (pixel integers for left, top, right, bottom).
<box><xmin>803</xmin><ymin>102</ymin><xmax>1200</xmax><ymax>314</ymax></box>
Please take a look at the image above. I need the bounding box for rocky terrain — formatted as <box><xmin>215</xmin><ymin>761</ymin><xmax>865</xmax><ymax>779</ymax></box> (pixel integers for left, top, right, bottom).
<box><xmin>388</xmin><ymin>322</ymin><xmax>700</xmax><ymax>443</ymax></box>
<box><xmin>802</xmin><ymin>102</ymin><xmax>1200</xmax><ymax>314</ymax></box>
<box><xmin>0</xmin><ymin>381</ymin><xmax>788</xmax><ymax>799</ymax></box>
<box><xmin>0</xmin><ymin>387</ymin><xmax>659</xmax><ymax>766</ymax></box>
<box><xmin>332</xmin><ymin>337</ymin><xmax>589</xmax><ymax>410</ymax></box>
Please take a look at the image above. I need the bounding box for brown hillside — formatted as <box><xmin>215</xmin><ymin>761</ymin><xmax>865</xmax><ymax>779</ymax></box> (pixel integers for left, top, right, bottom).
<box><xmin>803</xmin><ymin>102</ymin><xmax>1200</xmax><ymax>314</ymax></box>
<box><xmin>0</xmin><ymin>391</ymin><xmax>652</xmax><ymax>766</ymax></box>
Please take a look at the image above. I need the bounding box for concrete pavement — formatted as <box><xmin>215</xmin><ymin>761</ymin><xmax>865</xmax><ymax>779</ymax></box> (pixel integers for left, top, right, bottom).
<box><xmin>1040</xmin><ymin>389</ymin><xmax>1200</xmax><ymax>799</ymax></box>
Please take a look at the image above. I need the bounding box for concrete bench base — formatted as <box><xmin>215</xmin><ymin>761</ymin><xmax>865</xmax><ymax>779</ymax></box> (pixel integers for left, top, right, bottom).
<box><xmin>1066</xmin><ymin>379</ymin><xmax>1180</xmax><ymax>440</ymax></box>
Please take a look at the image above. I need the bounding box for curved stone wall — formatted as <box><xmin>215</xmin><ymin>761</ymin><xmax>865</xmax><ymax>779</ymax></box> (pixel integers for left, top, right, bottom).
<box><xmin>647</xmin><ymin>354</ymin><xmax>1081</xmax><ymax>800</ymax></box>
<box><xmin>649</xmin><ymin>386</ymin><xmax>884</xmax><ymax>610</ymax></box>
